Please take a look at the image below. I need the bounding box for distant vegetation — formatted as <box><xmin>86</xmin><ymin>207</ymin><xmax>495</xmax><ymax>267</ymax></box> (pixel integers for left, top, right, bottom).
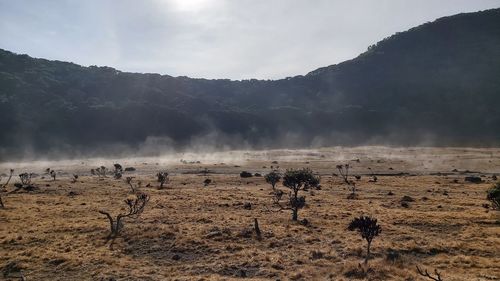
<box><xmin>487</xmin><ymin>182</ymin><xmax>500</xmax><ymax>210</ymax></box>
<box><xmin>1</xmin><ymin>9</ymin><xmax>500</xmax><ymax>158</ymax></box>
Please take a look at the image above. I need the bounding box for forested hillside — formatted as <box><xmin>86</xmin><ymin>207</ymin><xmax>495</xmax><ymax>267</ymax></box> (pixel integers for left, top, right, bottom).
<box><xmin>1</xmin><ymin>8</ymin><xmax>499</xmax><ymax>158</ymax></box>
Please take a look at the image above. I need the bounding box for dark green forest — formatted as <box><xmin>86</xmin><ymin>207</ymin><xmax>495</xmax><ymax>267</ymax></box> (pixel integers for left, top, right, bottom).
<box><xmin>1</xmin><ymin>8</ymin><xmax>500</xmax><ymax>159</ymax></box>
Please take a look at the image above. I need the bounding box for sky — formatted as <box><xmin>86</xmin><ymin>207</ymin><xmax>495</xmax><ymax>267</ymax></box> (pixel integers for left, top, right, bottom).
<box><xmin>1</xmin><ymin>0</ymin><xmax>499</xmax><ymax>80</ymax></box>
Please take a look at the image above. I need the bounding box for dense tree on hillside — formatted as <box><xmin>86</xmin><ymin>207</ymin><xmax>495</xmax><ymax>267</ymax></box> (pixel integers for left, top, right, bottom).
<box><xmin>1</xmin><ymin>8</ymin><xmax>500</xmax><ymax>158</ymax></box>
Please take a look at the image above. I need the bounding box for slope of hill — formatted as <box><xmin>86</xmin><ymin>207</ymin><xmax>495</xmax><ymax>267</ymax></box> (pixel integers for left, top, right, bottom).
<box><xmin>1</xmin><ymin>8</ymin><xmax>500</xmax><ymax>158</ymax></box>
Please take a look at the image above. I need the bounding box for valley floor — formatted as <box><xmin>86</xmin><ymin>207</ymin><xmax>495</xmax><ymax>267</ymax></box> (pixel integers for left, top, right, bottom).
<box><xmin>0</xmin><ymin>147</ymin><xmax>499</xmax><ymax>280</ymax></box>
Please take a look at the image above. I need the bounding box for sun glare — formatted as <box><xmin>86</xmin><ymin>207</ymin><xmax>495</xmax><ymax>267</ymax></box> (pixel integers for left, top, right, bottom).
<box><xmin>167</xmin><ymin>0</ymin><xmax>213</xmax><ymax>12</ymax></box>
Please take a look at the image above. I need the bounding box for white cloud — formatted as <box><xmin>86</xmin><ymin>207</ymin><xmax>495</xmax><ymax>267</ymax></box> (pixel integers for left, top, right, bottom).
<box><xmin>0</xmin><ymin>0</ymin><xmax>499</xmax><ymax>79</ymax></box>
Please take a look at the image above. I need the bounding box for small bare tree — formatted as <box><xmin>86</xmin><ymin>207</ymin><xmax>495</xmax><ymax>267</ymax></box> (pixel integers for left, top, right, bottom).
<box><xmin>273</xmin><ymin>168</ymin><xmax>320</xmax><ymax>221</ymax></box>
<box><xmin>98</xmin><ymin>193</ymin><xmax>150</xmax><ymax>241</ymax></box>
<box><xmin>157</xmin><ymin>172</ymin><xmax>169</xmax><ymax>189</ymax></box>
<box><xmin>416</xmin><ymin>266</ymin><xmax>443</xmax><ymax>281</ymax></box>
<box><xmin>264</xmin><ymin>170</ymin><xmax>281</xmax><ymax>190</ymax></box>
<box><xmin>337</xmin><ymin>164</ymin><xmax>357</xmax><ymax>198</ymax></box>
<box><xmin>19</xmin><ymin>173</ymin><xmax>33</xmax><ymax>185</ymax></box>
<box><xmin>0</xmin><ymin>169</ymin><xmax>14</xmax><ymax>208</ymax></box>
<box><xmin>125</xmin><ymin>177</ymin><xmax>141</xmax><ymax>193</ymax></box>
<box><xmin>348</xmin><ymin>216</ymin><xmax>381</xmax><ymax>265</ymax></box>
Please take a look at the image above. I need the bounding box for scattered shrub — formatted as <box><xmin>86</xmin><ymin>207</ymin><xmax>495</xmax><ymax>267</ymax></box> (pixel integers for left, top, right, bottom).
<box><xmin>0</xmin><ymin>169</ymin><xmax>14</xmax><ymax>208</ymax></box>
<box><xmin>264</xmin><ymin>170</ymin><xmax>281</xmax><ymax>190</ymax></box>
<box><xmin>204</xmin><ymin>178</ymin><xmax>212</xmax><ymax>187</ymax></box>
<box><xmin>348</xmin><ymin>216</ymin><xmax>381</xmax><ymax>265</ymax></box>
<box><xmin>113</xmin><ymin>164</ymin><xmax>123</xmax><ymax>179</ymax></box>
<box><xmin>71</xmin><ymin>174</ymin><xmax>79</xmax><ymax>183</ymax></box>
<box><xmin>19</xmin><ymin>172</ymin><xmax>33</xmax><ymax>185</ymax></box>
<box><xmin>465</xmin><ymin>176</ymin><xmax>482</xmax><ymax>183</ymax></box>
<box><xmin>487</xmin><ymin>182</ymin><xmax>500</xmax><ymax>210</ymax></box>
<box><xmin>98</xmin><ymin>192</ymin><xmax>150</xmax><ymax>242</ymax></box>
<box><xmin>277</xmin><ymin>168</ymin><xmax>320</xmax><ymax>221</ymax></box>
<box><xmin>240</xmin><ymin>171</ymin><xmax>253</xmax><ymax>178</ymax></box>
<box><xmin>337</xmin><ymin>164</ymin><xmax>357</xmax><ymax>198</ymax></box>
<box><xmin>157</xmin><ymin>172</ymin><xmax>169</xmax><ymax>189</ymax></box>
<box><xmin>92</xmin><ymin>166</ymin><xmax>107</xmax><ymax>177</ymax></box>
<box><xmin>125</xmin><ymin>177</ymin><xmax>141</xmax><ymax>193</ymax></box>
<box><xmin>416</xmin><ymin>266</ymin><xmax>443</xmax><ymax>281</ymax></box>
<box><xmin>45</xmin><ymin>168</ymin><xmax>56</xmax><ymax>180</ymax></box>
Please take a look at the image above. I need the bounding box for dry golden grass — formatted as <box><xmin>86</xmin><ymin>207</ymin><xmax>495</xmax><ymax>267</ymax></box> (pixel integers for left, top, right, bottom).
<box><xmin>0</xmin><ymin>147</ymin><xmax>499</xmax><ymax>280</ymax></box>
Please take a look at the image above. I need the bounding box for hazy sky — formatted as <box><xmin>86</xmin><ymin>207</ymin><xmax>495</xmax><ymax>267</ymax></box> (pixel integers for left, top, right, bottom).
<box><xmin>1</xmin><ymin>0</ymin><xmax>499</xmax><ymax>79</ymax></box>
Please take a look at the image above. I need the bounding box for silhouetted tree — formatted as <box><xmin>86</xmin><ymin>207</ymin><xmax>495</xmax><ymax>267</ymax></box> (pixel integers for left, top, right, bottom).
<box><xmin>280</xmin><ymin>168</ymin><xmax>320</xmax><ymax>221</ymax></box>
<box><xmin>348</xmin><ymin>216</ymin><xmax>381</xmax><ymax>265</ymax></box>
<box><xmin>125</xmin><ymin>177</ymin><xmax>141</xmax><ymax>193</ymax></box>
<box><xmin>337</xmin><ymin>164</ymin><xmax>357</xmax><ymax>198</ymax></box>
<box><xmin>265</xmin><ymin>170</ymin><xmax>281</xmax><ymax>190</ymax></box>
<box><xmin>157</xmin><ymin>172</ymin><xmax>169</xmax><ymax>189</ymax></box>
<box><xmin>98</xmin><ymin>193</ymin><xmax>150</xmax><ymax>242</ymax></box>
<box><xmin>113</xmin><ymin>163</ymin><xmax>123</xmax><ymax>179</ymax></box>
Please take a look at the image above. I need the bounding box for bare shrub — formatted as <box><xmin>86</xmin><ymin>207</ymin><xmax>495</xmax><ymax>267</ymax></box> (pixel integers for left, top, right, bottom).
<box><xmin>0</xmin><ymin>169</ymin><xmax>14</xmax><ymax>208</ymax></box>
<box><xmin>416</xmin><ymin>266</ymin><xmax>443</xmax><ymax>281</ymax></box>
<box><xmin>125</xmin><ymin>177</ymin><xmax>141</xmax><ymax>193</ymax></box>
<box><xmin>92</xmin><ymin>166</ymin><xmax>107</xmax><ymax>178</ymax></box>
<box><xmin>337</xmin><ymin>164</ymin><xmax>357</xmax><ymax>198</ymax></box>
<box><xmin>71</xmin><ymin>174</ymin><xmax>79</xmax><ymax>183</ymax></box>
<box><xmin>254</xmin><ymin>218</ymin><xmax>261</xmax><ymax>240</ymax></box>
<box><xmin>12</xmin><ymin>172</ymin><xmax>38</xmax><ymax>193</ymax></box>
<box><xmin>45</xmin><ymin>168</ymin><xmax>56</xmax><ymax>180</ymax></box>
<box><xmin>19</xmin><ymin>173</ymin><xmax>33</xmax><ymax>185</ymax></box>
<box><xmin>348</xmin><ymin>216</ymin><xmax>381</xmax><ymax>265</ymax></box>
<box><xmin>264</xmin><ymin>170</ymin><xmax>281</xmax><ymax>190</ymax></box>
<box><xmin>157</xmin><ymin>172</ymin><xmax>169</xmax><ymax>189</ymax></box>
<box><xmin>273</xmin><ymin>168</ymin><xmax>320</xmax><ymax>221</ymax></box>
<box><xmin>98</xmin><ymin>193</ymin><xmax>150</xmax><ymax>242</ymax></box>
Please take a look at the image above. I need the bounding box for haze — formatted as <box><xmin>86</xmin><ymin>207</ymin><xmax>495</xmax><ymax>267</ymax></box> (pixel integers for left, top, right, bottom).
<box><xmin>1</xmin><ymin>0</ymin><xmax>499</xmax><ymax>79</ymax></box>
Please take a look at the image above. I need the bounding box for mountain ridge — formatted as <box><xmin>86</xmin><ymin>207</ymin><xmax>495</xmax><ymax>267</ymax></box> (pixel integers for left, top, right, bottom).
<box><xmin>1</xmin><ymin>8</ymin><xmax>500</xmax><ymax>159</ymax></box>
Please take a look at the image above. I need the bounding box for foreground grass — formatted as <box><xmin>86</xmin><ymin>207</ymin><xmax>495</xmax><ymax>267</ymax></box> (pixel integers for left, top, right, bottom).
<box><xmin>1</xmin><ymin>149</ymin><xmax>499</xmax><ymax>280</ymax></box>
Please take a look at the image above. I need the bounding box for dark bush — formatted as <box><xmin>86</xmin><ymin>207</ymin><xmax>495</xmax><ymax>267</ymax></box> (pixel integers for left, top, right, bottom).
<box><xmin>281</xmin><ymin>168</ymin><xmax>320</xmax><ymax>221</ymax></box>
<box><xmin>240</xmin><ymin>171</ymin><xmax>253</xmax><ymax>178</ymax></box>
<box><xmin>264</xmin><ymin>170</ymin><xmax>281</xmax><ymax>189</ymax></box>
<box><xmin>348</xmin><ymin>216</ymin><xmax>381</xmax><ymax>265</ymax></box>
<box><xmin>157</xmin><ymin>172</ymin><xmax>169</xmax><ymax>189</ymax></box>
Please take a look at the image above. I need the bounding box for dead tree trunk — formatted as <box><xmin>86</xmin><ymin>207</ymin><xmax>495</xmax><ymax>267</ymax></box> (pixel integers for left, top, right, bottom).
<box><xmin>254</xmin><ymin>218</ymin><xmax>261</xmax><ymax>240</ymax></box>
